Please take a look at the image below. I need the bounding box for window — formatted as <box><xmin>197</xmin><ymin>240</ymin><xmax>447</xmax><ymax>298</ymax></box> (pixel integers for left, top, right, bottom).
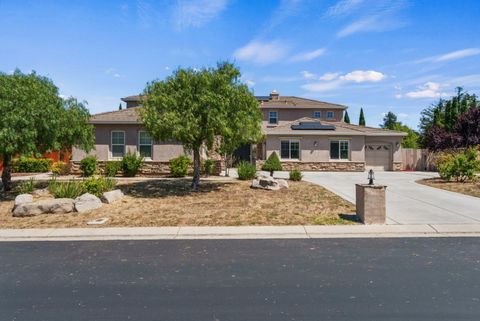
<box><xmin>111</xmin><ymin>131</ymin><xmax>125</xmax><ymax>158</ymax></box>
<box><xmin>330</xmin><ymin>140</ymin><xmax>349</xmax><ymax>160</ymax></box>
<box><xmin>280</xmin><ymin>140</ymin><xmax>300</xmax><ymax>159</ymax></box>
<box><xmin>138</xmin><ymin>131</ymin><xmax>153</xmax><ymax>158</ymax></box>
<box><xmin>268</xmin><ymin>111</ymin><xmax>278</xmax><ymax>124</ymax></box>
<box><xmin>327</xmin><ymin>111</ymin><xmax>334</xmax><ymax>119</ymax></box>
<box><xmin>313</xmin><ymin>111</ymin><xmax>322</xmax><ymax>118</ymax></box>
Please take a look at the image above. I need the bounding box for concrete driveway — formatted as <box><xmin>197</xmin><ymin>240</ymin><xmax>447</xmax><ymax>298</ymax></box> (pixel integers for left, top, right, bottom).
<box><xmin>299</xmin><ymin>171</ymin><xmax>480</xmax><ymax>225</ymax></box>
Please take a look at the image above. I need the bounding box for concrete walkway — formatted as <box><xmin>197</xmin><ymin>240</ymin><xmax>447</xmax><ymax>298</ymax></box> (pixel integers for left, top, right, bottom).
<box><xmin>301</xmin><ymin>171</ymin><xmax>480</xmax><ymax>225</ymax></box>
<box><xmin>3</xmin><ymin>224</ymin><xmax>480</xmax><ymax>241</ymax></box>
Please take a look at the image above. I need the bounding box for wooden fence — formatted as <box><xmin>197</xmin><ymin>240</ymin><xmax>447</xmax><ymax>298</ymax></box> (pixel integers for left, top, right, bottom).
<box><xmin>401</xmin><ymin>148</ymin><xmax>436</xmax><ymax>171</ymax></box>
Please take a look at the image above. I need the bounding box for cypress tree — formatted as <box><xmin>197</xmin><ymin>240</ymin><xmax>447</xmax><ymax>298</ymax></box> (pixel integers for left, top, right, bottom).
<box><xmin>460</xmin><ymin>96</ymin><xmax>468</xmax><ymax>114</ymax></box>
<box><xmin>119</xmin><ymin>103</ymin><xmax>123</xmax><ymax>110</ymax></box>
<box><xmin>344</xmin><ymin>110</ymin><xmax>350</xmax><ymax>123</ymax></box>
<box><xmin>444</xmin><ymin>100</ymin><xmax>452</xmax><ymax>131</ymax></box>
<box><xmin>451</xmin><ymin>96</ymin><xmax>459</xmax><ymax>127</ymax></box>
<box><xmin>359</xmin><ymin>108</ymin><xmax>366</xmax><ymax>126</ymax></box>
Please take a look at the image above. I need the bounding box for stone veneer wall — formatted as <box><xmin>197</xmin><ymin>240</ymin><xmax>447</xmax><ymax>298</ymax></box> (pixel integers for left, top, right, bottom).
<box><xmin>392</xmin><ymin>162</ymin><xmax>402</xmax><ymax>171</ymax></box>
<box><xmin>70</xmin><ymin>160</ymin><xmax>224</xmax><ymax>176</ymax></box>
<box><xmin>256</xmin><ymin>160</ymin><xmax>365</xmax><ymax>172</ymax></box>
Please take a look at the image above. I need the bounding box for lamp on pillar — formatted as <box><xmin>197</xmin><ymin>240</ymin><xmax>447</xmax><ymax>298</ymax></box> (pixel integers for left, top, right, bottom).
<box><xmin>368</xmin><ymin>169</ymin><xmax>375</xmax><ymax>185</ymax></box>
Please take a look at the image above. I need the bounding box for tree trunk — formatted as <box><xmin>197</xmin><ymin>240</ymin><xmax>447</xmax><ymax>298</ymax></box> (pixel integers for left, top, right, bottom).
<box><xmin>1</xmin><ymin>153</ymin><xmax>12</xmax><ymax>192</ymax></box>
<box><xmin>191</xmin><ymin>148</ymin><xmax>201</xmax><ymax>190</ymax></box>
<box><xmin>270</xmin><ymin>170</ymin><xmax>274</xmax><ymax>177</ymax></box>
<box><xmin>224</xmin><ymin>153</ymin><xmax>229</xmax><ymax>177</ymax></box>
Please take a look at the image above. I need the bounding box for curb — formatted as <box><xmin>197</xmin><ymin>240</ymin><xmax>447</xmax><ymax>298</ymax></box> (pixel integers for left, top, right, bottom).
<box><xmin>2</xmin><ymin>224</ymin><xmax>480</xmax><ymax>241</ymax></box>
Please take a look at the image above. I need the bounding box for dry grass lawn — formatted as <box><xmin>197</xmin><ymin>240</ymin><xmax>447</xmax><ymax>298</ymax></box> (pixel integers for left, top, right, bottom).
<box><xmin>0</xmin><ymin>178</ymin><xmax>357</xmax><ymax>228</ymax></box>
<box><xmin>418</xmin><ymin>178</ymin><xmax>480</xmax><ymax>198</ymax></box>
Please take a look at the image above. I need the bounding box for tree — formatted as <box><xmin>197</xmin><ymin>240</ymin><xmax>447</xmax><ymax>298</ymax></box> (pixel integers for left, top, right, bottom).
<box><xmin>380</xmin><ymin>111</ymin><xmax>398</xmax><ymax>130</ymax></box>
<box><xmin>393</xmin><ymin>123</ymin><xmax>419</xmax><ymax>148</ymax></box>
<box><xmin>359</xmin><ymin>108</ymin><xmax>366</xmax><ymax>126</ymax></box>
<box><xmin>140</xmin><ymin>62</ymin><xmax>262</xmax><ymax>190</ymax></box>
<box><xmin>423</xmin><ymin>125</ymin><xmax>461</xmax><ymax>151</ymax></box>
<box><xmin>262</xmin><ymin>152</ymin><xmax>282</xmax><ymax>176</ymax></box>
<box><xmin>0</xmin><ymin>70</ymin><xmax>94</xmax><ymax>191</ymax></box>
<box><xmin>343</xmin><ymin>110</ymin><xmax>350</xmax><ymax>123</ymax></box>
<box><xmin>455</xmin><ymin>107</ymin><xmax>480</xmax><ymax>148</ymax></box>
<box><xmin>118</xmin><ymin>103</ymin><xmax>123</xmax><ymax>110</ymax></box>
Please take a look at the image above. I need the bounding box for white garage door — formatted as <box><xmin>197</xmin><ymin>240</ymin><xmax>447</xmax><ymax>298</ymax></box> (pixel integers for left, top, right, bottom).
<box><xmin>365</xmin><ymin>144</ymin><xmax>391</xmax><ymax>171</ymax></box>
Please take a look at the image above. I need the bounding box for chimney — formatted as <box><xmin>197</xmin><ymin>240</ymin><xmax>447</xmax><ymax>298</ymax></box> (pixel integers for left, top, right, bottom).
<box><xmin>270</xmin><ymin>89</ymin><xmax>279</xmax><ymax>100</ymax></box>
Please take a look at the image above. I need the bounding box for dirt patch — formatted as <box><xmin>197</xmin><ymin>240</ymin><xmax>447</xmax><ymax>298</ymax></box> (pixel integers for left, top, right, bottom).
<box><xmin>0</xmin><ymin>178</ymin><xmax>357</xmax><ymax>228</ymax></box>
<box><xmin>418</xmin><ymin>178</ymin><xmax>480</xmax><ymax>198</ymax></box>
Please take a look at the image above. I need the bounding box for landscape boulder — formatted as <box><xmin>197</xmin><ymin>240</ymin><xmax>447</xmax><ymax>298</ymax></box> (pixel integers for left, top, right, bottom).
<box><xmin>14</xmin><ymin>194</ymin><xmax>33</xmax><ymax>208</ymax></box>
<box><xmin>74</xmin><ymin>193</ymin><xmax>103</xmax><ymax>213</ymax></box>
<box><xmin>32</xmin><ymin>188</ymin><xmax>50</xmax><ymax>197</ymax></box>
<box><xmin>251</xmin><ymin>176</ymin><xmax>288</xmax><ymax>191</ymax></box>
<box><xmin>102</xmin><ymin>189</ymin><xmax>124</xmax><ymax>204</ymax></box>
<box><xmin>13</xmin><ymin>198</ymin><xmax>75</xmax><ymax>217</ymax></box>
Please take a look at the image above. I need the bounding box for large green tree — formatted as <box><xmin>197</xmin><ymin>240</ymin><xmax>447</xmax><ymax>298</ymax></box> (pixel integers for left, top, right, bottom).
<box><xmin>0</xmin><ymin>70</ymin><xmax>94</xmax><ymax>191</ymax></box>
<box><xmin>140</xmin><ymin>62</ymin><xmax>262</xmax><ymax>190</ymax></box>
<box><xmin>343</xmin><ymin>110</ymin><xmax>350</xmax><ymax>123</ymax></box>
<box><xmin>380</xmin><ymin>111</ymin><xmax>398</xmax><ymax>130</ymax></box>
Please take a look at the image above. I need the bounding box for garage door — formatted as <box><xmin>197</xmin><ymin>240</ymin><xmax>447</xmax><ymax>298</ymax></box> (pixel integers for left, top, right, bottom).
<box><xmin>365</xmin><ymin>144</ymin><xmax>391</xmax><ymax>171</ymax></box>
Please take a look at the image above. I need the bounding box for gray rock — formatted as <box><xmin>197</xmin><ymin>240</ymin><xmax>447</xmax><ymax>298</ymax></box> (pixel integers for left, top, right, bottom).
<box><xmin>74</xmin><ymin>193</ymin><xmax>103</xmax><ymax>213</ymax></box>
<box><xmin>251</xmin><ymin>179</ymin><xmax>280</xmax><ymax>191</ymax></box>
<box><xmin>13</xmin><ymin>198</ymin><xmax>75</xmax><ymax>217</ymax></box>
<box><xmin>276</xmin><ymin>179</ymin><xmax>289</xmax><ymax>189</ymax></box>
<box><xmin>32</xmin><ymin>188</ymin><xmax>50</xmax><ymax>197</ymax></box>
<box><xmin>102</xmin><ymin>189</ymin><xmax>124</xmax><ymax>204</ymax></box>
<box><xmin>14</xmin><ymin>194</ymin><xmax>33</xmax><ymax>207</ymax></box>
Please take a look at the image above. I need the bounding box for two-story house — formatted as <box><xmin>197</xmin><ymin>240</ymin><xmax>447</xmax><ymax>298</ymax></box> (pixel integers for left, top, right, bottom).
<box><xmin>72</xmin><ymin>91</ymin><xmax>406</xmax><ymax>173</ymax></box>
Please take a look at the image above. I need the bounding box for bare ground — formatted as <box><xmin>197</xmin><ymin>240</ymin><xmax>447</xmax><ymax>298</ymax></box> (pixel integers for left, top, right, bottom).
<box><xmin>418</xmin><ymin>178</ymin><xmax>480</xmax><ymax>198</ymax></box>
<box><xmin>0</xmin><ymin>178</ymin><xmax>357</xmax><ymax>228</ymax></box>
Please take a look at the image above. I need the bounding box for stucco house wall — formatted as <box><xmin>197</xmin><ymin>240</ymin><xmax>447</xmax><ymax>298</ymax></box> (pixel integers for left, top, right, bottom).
<box><xmin>261</xmin><ymin>108</ymin><xmax>344</xmax><ymax>126</ymax></box>
<box><xmin>72</xmin><ymin>124</ymin><xmax>186</xmax><ymax>162</ymax></box>
<box><xmin>265</xmin><ymin>135</ymin><xmax>365</xmax><ymax>162</ymax></box>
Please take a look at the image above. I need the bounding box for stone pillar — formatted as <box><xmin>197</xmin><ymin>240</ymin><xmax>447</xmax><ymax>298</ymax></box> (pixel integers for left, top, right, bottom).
<box><xmin>355</xmin><ymin>184</ymin><xmax>387</xmax><ymax>224</ymax></box>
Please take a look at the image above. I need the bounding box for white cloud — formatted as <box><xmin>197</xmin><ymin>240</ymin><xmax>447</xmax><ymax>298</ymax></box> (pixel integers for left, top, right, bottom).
<box><xmin>301</xmin><ymin>71</ymin><xmax>317</xmax><ymax>80</ymax></box>
<box><xmin>302</xmin><ymin>70</ymin><xmax>385</xmax><ymax>92</ymax></box>
<box><xmin>320</xmin><ymin>72</ymin><xmax>340</xmax><ymax>81</ymax></box>
<box><xmin>341</xmin><ymin>70</ymin><xmax>385</xmax><ymax>82</ymax></box>
<box><xmin>418</xmin><ymin>48</ymin><xmax>480</xmax><ymax>63</ymax></box>
<box><xmin>245</xmin><ymin>79</ymin><xmax>256</xmax><ymax>87</ymax></box>
<box><xmin>336</xmin><ymin>16</ymin><xmax>378</xmax><ymax>37</ymax></box>
<box><xmin>290</xmin><ymin>48</ymin><xmax>326</xmax><ymax>62</ymax></box>
<box><xmin>302</xmin><ymin>79</ymin><xmax>344</xmax><ymax>92</ymax></box>
<box><xmin>233</xmin><ymin>40</ymin><xmax>289</xmax><ymax>64</ymax></box>
<box><xmin>403</xmin><ymin>82</ymin><xmax>449</xmax><ymax>99</ymax></box>
<box><xmin>325</xmin><ymin>0</ymin><xmax>364</xmax><ymax>17</ymax></box>
<box><xmin>173</xmin><ymin>0</ymin><xmax>229</xmax><ymax>30</ymax></box>
<box><xmin>105</xmin><ymin>68</ymin><xmax>122</xmax><ymax>78</ymax></box>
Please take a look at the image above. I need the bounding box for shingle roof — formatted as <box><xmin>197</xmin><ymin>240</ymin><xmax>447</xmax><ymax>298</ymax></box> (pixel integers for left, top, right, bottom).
<box><xmin>121</xmin><ymin>95</ymin><xmax>142</xmax><ymax>102</ymax></box>
<box><xmin>258</xmin><ymin>96</ymin><xmax>347</xmax><ymax>109</ymax></box>
<box><xmin>90</xmin><ymin>107</ymin><xmax>142</xmax><ymax>124</ymax></box>
<box><xmin>265</xmin><ymin>117</ymin><xmax>407</xmax><ymax>136</ymax></box>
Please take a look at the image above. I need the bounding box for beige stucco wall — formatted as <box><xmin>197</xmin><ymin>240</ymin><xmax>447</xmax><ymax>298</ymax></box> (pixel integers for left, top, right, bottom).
<box><xmin>265</xmin><ymin>135</ymin><xmax>365</xmax><ymax>162</ymax></box>
<box><xmin>261</xmin><ymin>108</ymin><xmax>344</xmax><ymax>126</ymax></box>
<box><xmin>72</xmin><ymin>124</ymin><xmax>187</xmax><ymax>162</ymax></box>
<box><xmin>365</xmin><ymin>136</ymin><xmax>403</xmax><ymax>162</ymax></box>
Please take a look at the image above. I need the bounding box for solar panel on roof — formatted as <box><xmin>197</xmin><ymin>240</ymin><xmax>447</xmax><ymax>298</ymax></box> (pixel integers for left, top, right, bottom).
<box><xmin>291</xmin><ymin>122</ymin><xmax>336</xmax><ymax>130</ymax></box>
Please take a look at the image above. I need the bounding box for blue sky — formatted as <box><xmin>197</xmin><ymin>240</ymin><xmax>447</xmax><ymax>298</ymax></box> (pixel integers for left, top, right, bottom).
<box><xmin>1</xmin><ymin>0</ymin><xmax>479</xmax><ymax>129</ymax></box>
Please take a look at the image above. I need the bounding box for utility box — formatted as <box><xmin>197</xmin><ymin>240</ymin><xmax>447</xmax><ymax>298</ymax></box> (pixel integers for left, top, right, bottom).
<box><xmin>355</xmin><ymin>184</ymin><xmax>387</xmax><ymax>224</ymax></box>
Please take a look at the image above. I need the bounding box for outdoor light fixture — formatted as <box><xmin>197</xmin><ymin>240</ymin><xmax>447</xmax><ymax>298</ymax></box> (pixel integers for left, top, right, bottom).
<box><xmin>314</xmin><ymin>141</ymin><xmax>318</xmax><ymax>146</ymax></box>
<box><xmin>368</xmin><ymin>169</ymin><xmax>375</xmax><ymax>185</ymax></box>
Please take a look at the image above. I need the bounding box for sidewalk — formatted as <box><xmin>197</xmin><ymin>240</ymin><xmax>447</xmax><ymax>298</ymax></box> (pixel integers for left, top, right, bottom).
<box><xmin>2</xmin><ymin>224</ymin><xmax>480</xmax><ymax>241</ymax></box>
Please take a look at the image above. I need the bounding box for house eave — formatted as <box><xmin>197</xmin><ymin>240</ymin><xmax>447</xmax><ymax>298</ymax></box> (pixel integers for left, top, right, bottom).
<box><xmin>90</xmin><ymin>121</ymin><xmax>142</xmax><ymax>125</ymax></box>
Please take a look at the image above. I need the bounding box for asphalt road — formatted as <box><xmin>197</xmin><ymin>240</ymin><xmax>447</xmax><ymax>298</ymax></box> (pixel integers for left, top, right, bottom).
<box><xmin>1</xmin><ymin>238</ymin><xmax>480</xmax><ymax>321</ymax></box>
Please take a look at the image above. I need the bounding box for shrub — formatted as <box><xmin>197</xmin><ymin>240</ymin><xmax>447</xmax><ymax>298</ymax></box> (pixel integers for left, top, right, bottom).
<box><xmin>121</xmin><ymin>151</ymin><xmax>144</xmax><ymax>177</ymax></box>
<box><xmin>289</xmin><ymin>168</ymin><xmax>303</xmax><ymax>181</ymax></box>
<box><xmin>104</xmin><ymin>161</ymin><xmax>121</xmax><ymax>177</ymax></box>
<box><xmin>51</xmin><ymin>161</ymin><xmax>71</xmax><ymax>176</ymax></box>
<box><xmin>48</xmin><ymin>179</ymin><xmax>85</xmax><ymax>199</ymax></box>
<box><xmin>12</xmin><ymin>156</ymin><xmax>52</xmax><ymax>173</ymax></box>
<box><xmin>18</xmin><ymin>178</ymin><xmax>36</xmax><ymax>194</ymax></box>
<box><xmin>437</xmin><ymin>148</ymin><xmax>480</xmax><ymax>182</ymax></box>
<box><xmin>80</xmin><ymin>156</ymin><xmax>98</xmax><ymax>177</ymax></box>
<box><xmin>203</xmin><ymin>159</ymin><xmax>215</xmax><ymax>176</ymax></box>
<box><xmin>82</xmin><ymin>177</ymin><xmax>116</xmax><ymax>197</ymax></box>
<box><xmin>262</xmin><ymin>152</ymin><xmax>282</xmax><ymax>176</ymax></box>
<box><xmin>170</xmin><ymin>155</ymin><xmax>191</xmax><ymax>177</ymax></box>
<box><xmin>237</xmin><ymin>161</ymin><xmax>257</xmax><ymax>180</ymax></box>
